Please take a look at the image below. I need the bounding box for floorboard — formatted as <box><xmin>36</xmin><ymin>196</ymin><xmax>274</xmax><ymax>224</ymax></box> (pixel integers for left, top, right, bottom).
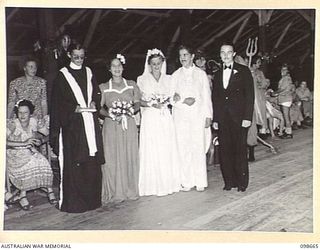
<box><xmin>4</xmin><ymin>127</ymin><xmax>313</xmax><ymax>232</ymax></box>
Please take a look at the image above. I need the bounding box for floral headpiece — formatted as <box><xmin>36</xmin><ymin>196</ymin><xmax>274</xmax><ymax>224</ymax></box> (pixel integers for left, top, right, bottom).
<box><xmin>14</xmin><ymin>99</ymin><xmax>25</xmax><ymax>108</ymax></box>
<box><xmin>147</xmin><ymin>48</ymin><xmax>165</xmax><ymax>58</ymax></box>
<box><xmin>116</xmin><ymin>54</ymin><xmax>126</xmax><ymax>65</ymax></box>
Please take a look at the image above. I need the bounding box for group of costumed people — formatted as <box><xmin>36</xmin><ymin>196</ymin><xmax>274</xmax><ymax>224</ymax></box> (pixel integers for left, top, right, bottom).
<box><xmin>5</xmin><ymin>43</ymin><xmax>213</xmax><ymax>213</ymax></box>
<box><xmin>5</xmin><ymin>39</ymin><xmax>312</xmax><ymax>214</ymax></box>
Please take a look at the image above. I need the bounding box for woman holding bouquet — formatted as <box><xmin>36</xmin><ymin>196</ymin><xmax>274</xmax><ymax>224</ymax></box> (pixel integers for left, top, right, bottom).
<box><xmin>137</xmin><ymin>49</ymin><xmax>181</xmax><ymax>196</ymax></box>
<box><xmin>99</xmin><ymin>54</ymin><xmax>141</xmax><ymax>203</ymax></box>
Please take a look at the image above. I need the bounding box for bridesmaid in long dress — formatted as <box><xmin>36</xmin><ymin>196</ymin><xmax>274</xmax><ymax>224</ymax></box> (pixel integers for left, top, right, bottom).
<box><xmin>137</xmin><ymin>48</ymin><xmax>181</xmax><ymax>196</ymax></box>
<box><xmin>99</xmin><ymin>54</ymin><xmax>140</xmax><ymax>203</ymax></box>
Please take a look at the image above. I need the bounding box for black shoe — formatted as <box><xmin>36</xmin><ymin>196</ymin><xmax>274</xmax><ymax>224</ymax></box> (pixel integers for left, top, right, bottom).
<box><xmin>298</xmin><ymin>124</ymin><xmax>308</xmax><ymax>129</ymax></box>
<box><xmin>259</xmin><ymin>133</ymin><xmax>268</xmax><ymax>140</ymax></box>
<box><xmin>292</xmin><ymin>124</ymin><xmax>299</xmax><ymax>130</ymax></box>
<box><xmin>279</xmin><ymin>133</ymin><xmax>293</xmax><ymax>139</ymax></box>
<box><xmin>237</xmin><ymin>187</ymin><xmax>246</xmax><ymax>192</ymax></box>
<box><xmin>223</xmin><ymin>186</ymin><xmax>232</xmax><ymax>191</ymax></box>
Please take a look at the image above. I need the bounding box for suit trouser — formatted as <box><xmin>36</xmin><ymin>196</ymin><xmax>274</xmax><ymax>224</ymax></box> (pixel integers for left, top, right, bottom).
<box><xmin>218</xmin><ymin>115</ymin><xmax>249</xmax><ymax>188</ymax></box>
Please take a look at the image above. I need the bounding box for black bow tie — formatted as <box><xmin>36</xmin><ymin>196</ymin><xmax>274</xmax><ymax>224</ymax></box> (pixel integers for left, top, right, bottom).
<box><xmin>224</xmin><ymin>65</ymin><xmax>232</xmax><ymax>70</ymax></box>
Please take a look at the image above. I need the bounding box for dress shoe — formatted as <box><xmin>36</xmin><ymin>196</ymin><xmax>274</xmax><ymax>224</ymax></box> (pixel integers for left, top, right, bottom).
<box><xmin>279</xmin><ymin>133</ymin><xmax>293</xmax><ymax>139</ymax></box>
<box><xmin>237</xmin><ymin>187</ymin><xmax>246</xmax><ymax>192</ymax></box>
<box><xmin>223</xmin><ymin>186</ymin><xmax>232</xmax><ymax>191</ymax></box>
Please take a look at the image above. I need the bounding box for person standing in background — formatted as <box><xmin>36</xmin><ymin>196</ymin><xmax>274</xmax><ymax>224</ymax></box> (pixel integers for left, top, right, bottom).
<box><xmin>7</xmin><ymin>57</ymin><xmax>48</xmax><ymax>119</ymax></box>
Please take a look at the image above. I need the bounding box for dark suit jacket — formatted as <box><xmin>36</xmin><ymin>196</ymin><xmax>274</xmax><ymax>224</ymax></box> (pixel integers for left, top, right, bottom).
<box><xmin>212</xmin><ymin>62</ymin><xmax>254</xmax><ymax>125</ymax></box>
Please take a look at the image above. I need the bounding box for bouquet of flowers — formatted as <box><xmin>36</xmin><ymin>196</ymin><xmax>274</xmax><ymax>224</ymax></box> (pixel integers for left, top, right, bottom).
<box><xmin>143</xmin><ymin>93</ymin><xmax>171</xmax><ymax>107</ymax></box>
<box><xmin>109</xmin><ymin>100</ymin><xmax>134</xmax><ymax>130</ymax></box>
<box><xmin>142</xmin><ymin>93</ymin><xmax>173</xmax><ymax>114</ymax></box>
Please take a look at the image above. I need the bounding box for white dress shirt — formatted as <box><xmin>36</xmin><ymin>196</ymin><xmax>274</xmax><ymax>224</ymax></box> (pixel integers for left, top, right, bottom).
<box><xmin>223</xmin><ymin>63</ymin><xmax>233</xmax><ymax>89</ymax></box>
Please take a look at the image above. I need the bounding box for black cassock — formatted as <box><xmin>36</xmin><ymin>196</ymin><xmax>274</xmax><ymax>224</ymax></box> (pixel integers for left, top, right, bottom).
<box><xmin>50</xmin><ymin>65</ymin><xmax>104</xmax><ymax>213</ymax></box>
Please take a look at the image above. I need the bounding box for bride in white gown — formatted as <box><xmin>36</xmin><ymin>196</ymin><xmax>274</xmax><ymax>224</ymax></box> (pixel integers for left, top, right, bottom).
<box><xmin>137</xmin><ymin>48</ymin><xmax>181</xmax><ymax>196</ymax></box>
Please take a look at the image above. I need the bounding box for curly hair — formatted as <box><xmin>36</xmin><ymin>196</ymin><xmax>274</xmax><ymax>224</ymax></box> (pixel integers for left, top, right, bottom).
<box><xmin>13</xmin><ymin>99</ymin><xmax>35</xmax><ymax>116</ymax></box>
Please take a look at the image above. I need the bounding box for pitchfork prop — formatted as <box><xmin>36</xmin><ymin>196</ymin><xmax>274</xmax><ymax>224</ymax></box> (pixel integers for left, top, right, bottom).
<box><xmin>246</xmin><ymin>37</ymin><xmax>258</xmax><ymax>67</ymax></box>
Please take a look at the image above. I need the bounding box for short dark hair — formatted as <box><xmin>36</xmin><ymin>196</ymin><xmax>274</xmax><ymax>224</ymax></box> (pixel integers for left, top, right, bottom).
<box><xmin>20</xmin><ymin>56</ymin><xmax>39</xmax><ymax>71</ymax></box>
<box><xmin>251</xmin><ymin>56</ymin><xmax>261</xmax><ymax>65</ymax></box>
<box><xmin>194</xmin><ymin>49</ymin><xmax>206</xmax><ymax>61</ymax></box>
<box><xmin>178</xmin><ymin>44</ymin><xmax>195</xmax><ymax>55</ymax></box>
<box><xmin>220</xmin><ymin>41</ymin><xmax>236</xmax><ymax>52</ymax></box>
<box><xmin>68</xmin><ymin>43</ymin><xmax>86</xmax><ymax>54</ymax></box>
<box><xmin>13</xmin><ymin>99</ymin><xmax>35</xmax><ymax>116</ymax></box>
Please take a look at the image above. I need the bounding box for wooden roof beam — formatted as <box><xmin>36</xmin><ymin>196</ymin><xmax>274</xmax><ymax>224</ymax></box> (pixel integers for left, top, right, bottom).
<box><xmin>83</xmin><ymin>10</ymin><xmax>102</xmax><ymax>48</ymax></box>
<box><xmin>273</xmin><ymin>21</ymin><xmax>293</xmax><ymax>49</ymax></box>
<box><xmin>296</xmin><ymin>10</ymin><xmax>312</xmax><ymax>24</ymax></box>
<box><xmin>276</xmin><ymin>33</ymin><xmax>310</xmax><ymax>57</ymax></box>
<box><xmin>6</xmin><ymin>8</ymin><xmax>19</xmax><ymax>22</ymax></box>
<box><xmin>55</xmin><ymin>9</ymin><xmax>87</xmax><ymax>36</ymax></box>
<box><xmin>297</xmin><ymin>9</ymin><xmax>315</xmax><ymax>30</ymax></box>
<box><xmin>300</xmin><ymin>48</ymin><xmax>310</xmax><ymax>65</ymax></box>
<box><xmin>191</xmin><ymin>10</ymin><xmax>218</xmax><ymax>31</ymax></box>
<box><xmin>116</xmin><ymin>9</ymin><xmax>170</xmax><ymax>18</ymax></box>
<box><xmin>91</xmin><ymin>12</ymin><xmax>135</xmax><ymax>50</ymax></box>
<box><xmin>232</xmin><ymin>14</ymin><xmax>251</xmax><ymax>44</ymax></box>
<box><xmin>166</xmin><ymin>26</ymin><xmax>181</xmax><ymax>58</ymax></box>
<box><xmin>194</xmin><ymin>11</ymin><xmax>244</xmax><ymax>44</ymax></box>
<box><xmin>253</xmin><ymin>9</ymin><xmax>274</xmax><ymax>25</ymax></box>
<box><xmin>93</xmin><ymin>15</ymin><xmax>149</xmax><ymax>58</ymax></box>
<box><xmin>198</xmin><ymin>11</ymin><xmax>252</xmax><ymax>49</ymax></box>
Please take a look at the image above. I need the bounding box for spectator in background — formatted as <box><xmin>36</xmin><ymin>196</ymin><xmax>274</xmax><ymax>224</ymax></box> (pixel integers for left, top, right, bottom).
<box><xmin>273</xmin><ymin>65</ymin><xmax>294</xmax><ymax>139</ymax></box>
<box><xmin>296</xmin><ymin>81</ymin><xmax>312</xmax><ymax>121</ymax></box>
<box><xmin>7</xmin><ymin>57</ymin><xmax>48</xmax><ymax>119</ymax></box>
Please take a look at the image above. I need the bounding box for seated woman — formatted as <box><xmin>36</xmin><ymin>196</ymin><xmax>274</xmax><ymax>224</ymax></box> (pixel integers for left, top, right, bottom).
<box><xmin>6</xmin><ymin>99</ymin><xmax>57</xmax><ymax>210</ymax></box>
<box><xmin>295</xmin><ymin>81</ymin><xmax>312</xmax><ymax>121</ymax></box>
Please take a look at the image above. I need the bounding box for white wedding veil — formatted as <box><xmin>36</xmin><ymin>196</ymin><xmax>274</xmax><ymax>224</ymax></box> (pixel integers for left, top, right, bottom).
<box><xmin>142</xmin><ymin>48</ymin><xmax>167</xmax><ymax>76</ymax></box>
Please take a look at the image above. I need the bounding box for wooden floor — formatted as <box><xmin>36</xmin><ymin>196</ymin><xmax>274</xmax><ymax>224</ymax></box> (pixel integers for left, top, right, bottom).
<box><xmin>4</xmin><ymin>127</ymin><xmax>313</xmax><ymax>232</ymax></box>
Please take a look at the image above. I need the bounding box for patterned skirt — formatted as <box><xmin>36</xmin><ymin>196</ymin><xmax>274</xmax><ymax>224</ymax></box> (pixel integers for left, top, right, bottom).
<box><xmin>6</xmin><ymin>147</ymin><xmax>53</xmax><ymax>191</ymax></box>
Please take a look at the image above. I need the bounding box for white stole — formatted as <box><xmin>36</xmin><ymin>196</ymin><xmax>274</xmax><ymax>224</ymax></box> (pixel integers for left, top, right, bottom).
<box><xmin>60</xmin><ymin>67</ymin><xmax>97</xmax><ymax>156</ymax></box>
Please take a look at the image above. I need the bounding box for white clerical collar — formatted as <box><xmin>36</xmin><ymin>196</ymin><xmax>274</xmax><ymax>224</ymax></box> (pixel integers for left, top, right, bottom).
<box><xmin>70</xmin><ymin>62</ymin><xmax>82</xmax><ymax>70</ymax></box>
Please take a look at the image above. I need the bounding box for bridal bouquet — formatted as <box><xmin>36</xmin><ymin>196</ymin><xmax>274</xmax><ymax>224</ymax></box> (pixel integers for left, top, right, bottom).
<box><xmin>143</xmin><ymin>93</ymin><xmax>172</xmax><ymax>107</ymax></box>
<box><xmin>109</xmin><ymin>100</ymin><xmax>134</xmax><ymax>130</ymax></box>
<box><xmin>142</xmin><ymin>93</ymin><xmax>173</xmax><ymax>114</ymax></box>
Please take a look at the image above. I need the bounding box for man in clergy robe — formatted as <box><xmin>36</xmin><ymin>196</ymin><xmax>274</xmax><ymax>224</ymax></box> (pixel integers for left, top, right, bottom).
<box><xmin>50</xmin><ymin>43</ymin><xmax>104</xmax><ymax>213</ymax></box>
<box><xmin>171</xmin><ymin>45</ymin><xmax>213</xmax><ymax>192</ymax></box>
<box><xmin>212</xmin><ymin>42</ymin><xmax>254</xmax><ymax>192</ymax></box>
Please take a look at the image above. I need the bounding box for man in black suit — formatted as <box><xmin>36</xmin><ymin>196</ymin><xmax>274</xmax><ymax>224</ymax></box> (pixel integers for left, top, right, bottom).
<box><xmin>212</xmin><ymin>42</ymin><xmax>254</xmax><ymax>192</ymax></box>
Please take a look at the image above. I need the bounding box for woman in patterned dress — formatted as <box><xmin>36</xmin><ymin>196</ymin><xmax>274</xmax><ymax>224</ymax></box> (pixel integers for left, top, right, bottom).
<box><xmin>7</xmin><ymin>57</ymin><xmax>48</xmax><ymax>119</ymax></box>
<box><xmin>99</xmin><ymin>55</ymin><xmax>141</xmax><ymax>203</ymax></box>
<box><xmin>6</xmin><ymin>100</ymin><xmax>56</xmax><ymax>210</ymax></box>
